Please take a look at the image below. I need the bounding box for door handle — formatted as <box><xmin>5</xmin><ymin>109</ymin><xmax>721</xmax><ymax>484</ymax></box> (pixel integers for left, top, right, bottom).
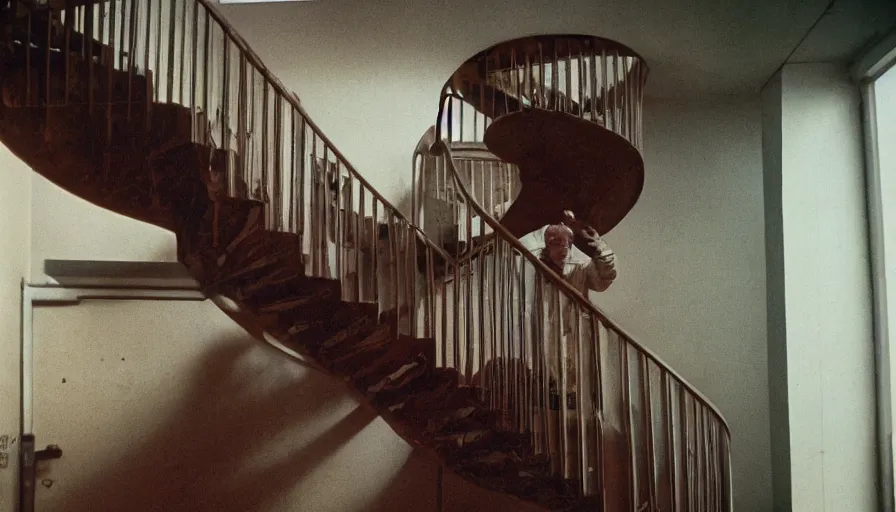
<box><xmin>19</xmin><ymin>434</ymin><xmax>63</xmax><ymax>512</ymax></box>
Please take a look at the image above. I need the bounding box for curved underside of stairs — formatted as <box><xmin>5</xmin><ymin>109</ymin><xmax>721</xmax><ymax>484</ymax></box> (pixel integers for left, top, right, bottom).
<box><xmin>442</xmin><ymin>35</ymin><xmax>647</xmax><ymax>242</ymax></box>
<box><xmin>0</xmin><ymin>5</ymin><xmax>731</xmax><ymax>510</ymax></box>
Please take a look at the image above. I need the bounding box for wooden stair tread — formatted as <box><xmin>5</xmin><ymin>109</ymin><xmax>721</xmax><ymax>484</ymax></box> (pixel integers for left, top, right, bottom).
<box><xmin>214</xmin><ymin>231</ymin><xmax>304</xmax><ymax>285</ymax></box>
<box><xmin>0</xmin><ymin>101</ymin><xmax>210</xmax><ymax>230</ymax></box>
<box><xmin>350</xmin><ymin>335</ymin><xmax>436</xmax><ymax>389</ymax></box>
<box><xmin>272</xmin><ymin>301</ymin><xmax>379</xmax><ymax>355</ymax></box>
<box><xmin>237</xmin><ymin>274</ymin><xmax>337</xmax><ymax>310</ymax></box>
<box><xmin>3</xmin><ymin>42</ymin><xmax>150</xmax><ymax>108</ymax></box>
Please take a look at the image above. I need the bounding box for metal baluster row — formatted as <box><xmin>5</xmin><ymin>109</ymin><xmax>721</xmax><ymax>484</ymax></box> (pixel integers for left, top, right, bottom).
<box><xmin>411</xmin><ymin>136</ymin><xmax>731</xmax><ymax>509</ymax></box>
<box><xmin>14</xmin><ymin>0</ymin><xmax>456</xmax><ymax>326</ymax></box>
<box><xmin>438</xmin><ymin>39</ymin><xmax>645</xmax><ymax>149</ymax></box>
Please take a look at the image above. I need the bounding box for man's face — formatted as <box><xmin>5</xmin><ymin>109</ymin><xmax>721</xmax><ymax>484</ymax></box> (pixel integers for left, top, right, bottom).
<box><xmin>546</xmin><ymin>239</ymin><xmax>569</xmax><ymax>266</ymax></box>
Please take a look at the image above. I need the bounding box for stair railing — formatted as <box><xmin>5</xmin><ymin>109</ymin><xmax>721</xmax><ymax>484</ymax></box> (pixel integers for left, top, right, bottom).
<box><xmin>411</xmin><ymin>134</ymin><xmax>520</xmax><ymax>242</ymax></box>
<box><xmin>7</xmin><ymin>0</ymin><xmax>464</xmax><ymax>333</ymax></box>
<box><xmin>413</xmin><ymin>123</ymin><xmax>733</xmax><ymax>510</ymax></box>
<box><xmin>10</xmin><ymin>7</ymin><xmax>731</xmax><ymax>507</ymax></box>
<box><xmin>438</xmin><ymin>36</ymin><xmax>646</xmax><ymax>148</ymax></box>
<box><xmin>417</xmin><ymin>36</ymin><xmax>648</xmax><ymax>223</ymax></box>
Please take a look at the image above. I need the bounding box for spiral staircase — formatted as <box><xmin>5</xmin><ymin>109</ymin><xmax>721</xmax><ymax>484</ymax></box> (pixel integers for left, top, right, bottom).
<box><xmin>0</xmin><ymin>1</ymin><xmax>731</xmax><ymax>510</ymax></box>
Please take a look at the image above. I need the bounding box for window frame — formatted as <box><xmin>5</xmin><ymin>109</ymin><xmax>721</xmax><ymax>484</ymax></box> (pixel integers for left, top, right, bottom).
<box><xmin>856</xmin><ymin>28</ymin><xmax>896</xmax><ymax>512</ymax></box>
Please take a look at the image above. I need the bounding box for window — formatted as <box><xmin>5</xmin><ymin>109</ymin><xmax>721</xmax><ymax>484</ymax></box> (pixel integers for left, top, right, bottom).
<box><xmin>857</xmin><ymin>30</ymin><xmax>896</xmax><ymax>510</ymax></box>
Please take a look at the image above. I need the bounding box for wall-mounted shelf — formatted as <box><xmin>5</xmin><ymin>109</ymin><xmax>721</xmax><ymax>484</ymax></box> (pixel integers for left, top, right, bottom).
<box><xmin>42</xmin><ymin>260</ymin><xmax>201</xmax><ymax>290</ymax></box>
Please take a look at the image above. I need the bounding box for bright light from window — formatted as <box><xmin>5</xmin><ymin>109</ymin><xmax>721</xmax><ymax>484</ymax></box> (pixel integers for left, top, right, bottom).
<box><xmin>868</xmin><ymin>48</ymin><xmax>896</xmax><ymax>510</ymax></box>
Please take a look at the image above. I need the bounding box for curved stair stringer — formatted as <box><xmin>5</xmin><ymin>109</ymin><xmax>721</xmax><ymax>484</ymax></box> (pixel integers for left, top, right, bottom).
<box><xmin>0</xmin><ymin>4</ymin><xmax>637</xmax><ymax>512</ymax></box>
<box><xmin>436</xmin><ymin>103</ymin><xmax>644</xmax><ymax>259</ymax></box>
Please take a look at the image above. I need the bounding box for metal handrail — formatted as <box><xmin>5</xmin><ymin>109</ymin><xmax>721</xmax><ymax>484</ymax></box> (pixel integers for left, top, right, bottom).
<box><xmin>195</xmin><ymin>0</ymin><xmax>426</xmax><ymax>238</ymax></box>
<box><xmin>428</xmin><ymin>136</ymin><xmax>732</xmax><ymax>438</ymax></box>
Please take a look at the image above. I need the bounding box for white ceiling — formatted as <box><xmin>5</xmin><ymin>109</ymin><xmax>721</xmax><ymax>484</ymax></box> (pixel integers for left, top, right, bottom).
<box><xmin>217</xmin><ymin>0</ymin><xmax>895</xmax><ymax>98</ymax></box>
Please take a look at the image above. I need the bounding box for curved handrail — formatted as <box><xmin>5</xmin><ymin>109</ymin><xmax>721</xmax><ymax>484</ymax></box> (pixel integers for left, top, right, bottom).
<box><xmin>429</xmin><ymin>137</ymin><xmax>732</xmax><ymax>437</ymax></box>
<box><xmin>436</xmin><ymin>36</ymin><xmax>649</xmax><ymax>149</ymax></box>
<box><xmin>198</xmin><ymin>0</ymin><xmax>417</xmax><ymax>232</ymax></box>
<box><xmin>196</xmin><ymin>0</ymin><xmax>303</xmax><ymax>113</ymax></box>
<box><xmin>193</xmin><ymin>0</ymin><xmax>459</xmax><ymax>272</ymax></box>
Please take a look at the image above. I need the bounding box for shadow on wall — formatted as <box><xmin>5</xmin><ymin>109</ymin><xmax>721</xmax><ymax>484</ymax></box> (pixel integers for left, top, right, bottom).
<box><xmin>33</xmin><ymin>336</ymin><xmax>429</xmax><ymax>512</ymax></box>
<box><xmin>29</xmin><ymin>298</ymin><xmax>550</xmax><ymax>512</ymax></box>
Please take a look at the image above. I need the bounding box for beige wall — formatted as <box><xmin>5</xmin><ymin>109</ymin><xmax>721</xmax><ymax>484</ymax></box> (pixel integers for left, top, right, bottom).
<box><xmin>29</xmin><ymin>176</ymin><xmax>178</xmax><ymax>282</ymax></box>
<box><xmin>596</xmin><ymin>97</ymin><xmax>771</xmax><ymax>510</ymax></box>
<box><xmin>29</xmin><ymin>299</ymin><xmax>441</xmax><ymax>512</ymax></box>
<box><xmin>0</xmin><ymin>146</ymin><xmax>31</xmax><ymax>509</ymax></box>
